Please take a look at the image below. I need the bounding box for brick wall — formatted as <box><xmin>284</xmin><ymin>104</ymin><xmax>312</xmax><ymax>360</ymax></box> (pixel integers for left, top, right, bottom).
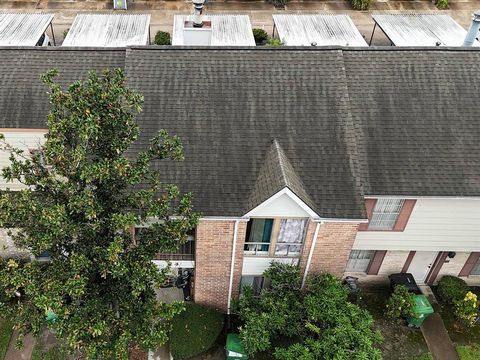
<box><xmin>302</xmin><ymin>222</ymin><xmax>359</xmax><ymax>278</ymax></box>
<box><xmin>194</xmin><ymin>220</ymin><xmax>246</xmax><ymax>312</ymax></box>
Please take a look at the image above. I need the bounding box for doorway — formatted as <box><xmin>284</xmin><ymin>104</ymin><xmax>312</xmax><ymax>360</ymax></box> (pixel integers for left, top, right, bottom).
<box><xmin>408</xmin><ymin>251</ymin><xmax>438</xmax><ymax>283</ymax></box>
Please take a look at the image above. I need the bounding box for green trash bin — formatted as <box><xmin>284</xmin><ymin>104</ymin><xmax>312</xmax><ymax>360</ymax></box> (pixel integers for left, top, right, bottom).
<box><xmin>407</xmin><ymin>295</ymin><xmax>434</xmax><ymax>328</ymax></box>
<box><xmin>226</xmin><ymin>333</ymin><xmax>248</xmax><ymax>360</ymax></box>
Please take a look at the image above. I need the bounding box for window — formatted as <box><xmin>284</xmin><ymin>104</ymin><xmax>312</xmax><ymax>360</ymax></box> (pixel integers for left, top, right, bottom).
<box><xmin>368</xmin><ymin>198</ymin><xmax>404</xmax><ymax>230</ymax></box>
<box><xmin>346</xmin><ymin>250</ymin><xmax>375</xmax><ymax>272</ymax></box>
<box><xmin>244</xmin><ymin>218</ymin><xmax>308</xmax><ymax>257</ymax></box>
<box><xmin>240</xmin><ymin>276</ymin><xmax>264</xmax><ymax>296</ymax></box>
<box><xmin>244</xmin><ymin>219</ymin><xmax>273</xmax><ymax>255</ymax></box>
<box><xmin>471</xmin><ymin>258</ymin><xmax>480</xmax><ymax>275</ymax></box>
<box><xmin>135</xmin><ymin>227</ymin><xmax>196</xmax><ymax>261</ymax></box>
<box><xmin>275</xmin><ymin>219</ymin><xmax>307</xmax><ymax>256</ymax></box>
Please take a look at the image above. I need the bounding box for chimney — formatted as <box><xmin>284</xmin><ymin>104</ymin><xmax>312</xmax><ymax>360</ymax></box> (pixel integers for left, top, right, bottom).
<box><xmin>463</xmin><ymin>10</ymin><xmax>480</xmax><ymax>46</ymax></box>
<box><xmin>192</xmin><ymin>0</ymin><xmax>205</xmax><ymax>28</ymax></box>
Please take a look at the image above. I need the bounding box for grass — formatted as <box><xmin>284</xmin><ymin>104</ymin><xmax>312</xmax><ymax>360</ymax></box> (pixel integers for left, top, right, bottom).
<box><xmin>360</xmin><ymin>286</ymin><xmax>430</xmax><ymax>360</ymax></box>
<box><xmin>456</xmin><ymin>345</ymin><xmax>480</xmax><ymax>360</ymax></box>
<box><xmin>0</xmin><ymin>318</ymin><xmax>14</xmax><ymax>359</ymax></box>
<box><xmin>170</xmin><ymin>303</ymin><xmax>224</xmax><ymax>360</ymax></box>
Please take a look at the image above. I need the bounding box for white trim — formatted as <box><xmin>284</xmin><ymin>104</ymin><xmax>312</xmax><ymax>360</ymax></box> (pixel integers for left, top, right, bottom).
<box><xmin>244</xmin><ymin>188</ymin><xmax>320</xmax><ymax>219</ymax></box>
<box><xmin>227</xmin><ymin>220</ymin><xmax>240</xmax><ymax>314</ymax></box>
<box><xmin>365</xmin><ymin>195</ymin><xmax>480</xmax><ymax>200</ymax></box>
<box><xmin>301</xmin><ymin>222</ymin><xmax>321</xmax><ymax>288</ymax></box>
<box><xmin>200</xmin><ymin>217</ymin><xmax>249</xmax><ymax>221</ymax></box>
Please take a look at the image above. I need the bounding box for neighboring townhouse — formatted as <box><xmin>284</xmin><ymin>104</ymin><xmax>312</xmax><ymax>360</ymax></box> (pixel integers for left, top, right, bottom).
<box><xmin>0</xmin><ymin>47</ymin><xmax>479</xmax><ymax>313</ymax></box>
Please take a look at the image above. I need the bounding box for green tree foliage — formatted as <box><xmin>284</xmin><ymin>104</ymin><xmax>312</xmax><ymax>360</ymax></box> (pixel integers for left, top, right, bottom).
<box><xmin>233</xmin><ymin>263</ymin><xmax>383</xmax><ymax>360</ymax></box>
<box><xmin>437</xmin><ymin>275</ymin><xmax>469</xmax><ymax>304</ymax></box>
<box><xmin>0</xmin><ymin>69</ymin><xmax>199</xmax><ymax>359</ymax></box>
<box><xmin>385</xmin><ymin>285</ymin><xmax>416</xmax><ymax>319</ymax></box>
<box><xmin>154</xmin><ymin>31</ymin><xmax>171</xmax><ymax>45</ymax></box>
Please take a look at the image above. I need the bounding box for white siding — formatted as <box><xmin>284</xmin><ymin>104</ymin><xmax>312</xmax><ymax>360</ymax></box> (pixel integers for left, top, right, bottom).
<box><xmin>246</xmin><ymin>192</ymin><xmax>312</xmax><ymax>218</ymax></box>
<box><xmin>354</xmin><ymin>199</ymin><xmax>480</xmax><ymax>252</ymax></box>
<box><xmin>242</xmin><ymin>257</ymin><xmax>299</xmax><ymax>276</ymax></box>
<box><xmin>0</xmin><ymin>131</ymin><xmax>46</xmax><ymax>190</ymax></box>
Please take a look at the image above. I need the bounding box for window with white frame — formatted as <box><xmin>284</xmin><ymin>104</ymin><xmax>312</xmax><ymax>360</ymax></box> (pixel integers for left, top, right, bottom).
<box><xmin>471</xmin><ymin>258</ymin><xmax>480</xmax><ymax>275</ymax></box>
<box><xmin>244</xmin><ymin>218</ymin><xmax>308</xmax><ymax>257</ymax></box>
<box><xmin>346</xmin><ymin>250</ymin><xmax>375</xmax><ymax>272</ymax></box>
<box><xmin>368</xmin><ymin>198</ymin><xmax>404</xmax><ymax>230</ymax></box>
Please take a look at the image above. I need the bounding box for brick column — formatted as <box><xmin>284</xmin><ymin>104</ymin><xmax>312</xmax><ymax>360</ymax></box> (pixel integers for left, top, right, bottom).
<box><xmin>301</xmin><ymin>222</ymin><xmax>359</xmax><ymax>278</ymax></box>
<box><xmin>194</xmin><ymin>220</ymin><xmax>246</xmax><ymax>312</ymax></box>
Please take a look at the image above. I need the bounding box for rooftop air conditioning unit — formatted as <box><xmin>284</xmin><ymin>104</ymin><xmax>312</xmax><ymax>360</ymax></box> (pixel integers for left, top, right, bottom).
<box><xmin>114</xmin><ymin>0</ymin><xmax>127</xmax><ymax>10</ymax></box>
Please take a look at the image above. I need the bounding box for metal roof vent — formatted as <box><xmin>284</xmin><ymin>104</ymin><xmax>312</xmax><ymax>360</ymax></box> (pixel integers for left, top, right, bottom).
<box><xmin>192</xmin><ymin>0</ymin><xmax>205</xmax><ymax>28</ymax></box>
<box><xmin>463</xmin><ymin>10</ymin><xmax>480</xmax><ymax>46</ymax></box>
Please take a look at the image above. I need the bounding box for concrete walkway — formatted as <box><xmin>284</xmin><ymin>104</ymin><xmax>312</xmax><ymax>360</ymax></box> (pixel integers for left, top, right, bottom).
<box><xmin>4</xmin><ymin>331</ymin><xmax>35</xmax><ymax>360</ymax></box>
<box><xmin>421</xmin><ymin>313</ymin><xmax>459</xmax><ymax>360</ymax></box>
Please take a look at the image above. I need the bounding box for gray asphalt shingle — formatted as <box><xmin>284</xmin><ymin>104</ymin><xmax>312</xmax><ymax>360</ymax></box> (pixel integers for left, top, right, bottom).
<box><xmin>0</xmin><ymin>47</ymin><xmax>479</xmax><ymax>218</ymax></box>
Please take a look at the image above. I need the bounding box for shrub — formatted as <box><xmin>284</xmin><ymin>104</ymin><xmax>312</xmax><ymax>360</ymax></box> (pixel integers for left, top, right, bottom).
<box><xmin>235</xmin><ymin>265</ymin><xmax>382</xmax><ymax>359</ymax></box>
<box><xmin>436</xmin><ymin>0</ymin><xmax>448</xmax><ymax>9</ymax></box>
<box><xmin>252</xmin><ymin>28</ymin><xmax>269</xmax><ymax>45</ymax></box>
<box><xmin>386</xmin><ymin>285</ymin><xmax>416</xmax><ymax>319</ymax></box>
<box><xmin>438</xmin><ymin>276</ymin><xmax>469</xmax><ymax>304</ymax></box>
<box><xmin>170</xmin><ymin>303</ymin><xmax>224</xmax><ymax>359</ymax></box>
<box><xmin>154</xmin><ymin>31</ymin><xmax>171</xmax><ymax>45</ymax></box>
<box><xmin>267</xmin><ymin>38</ymin><xmax>283</xmax><ymax>47</ymax></box>
<box><xmin>272</xmin><ymin>0</ymin><xmax>288</xmax><ymax>7</ymax></box>
<box><xmin>454</xmin><ymin>291</ymin><xmax>478</xmax><ymax>327</ymax></box>
<box><xmin>350</xmin><ymin>0</ymin><xmax>372</xmax><ymax>10</ymax></box>
<box><xmin>456</xmin><ymin>345</ymin><xmax>480</xmax><ymax>360</ymax></box>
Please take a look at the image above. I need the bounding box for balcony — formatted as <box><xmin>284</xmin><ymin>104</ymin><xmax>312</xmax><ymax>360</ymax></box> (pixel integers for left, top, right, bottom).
<box><xmin>244</xmin><ymin>242</ymin><xmax>303</xmax><ymax>258</ymax></box>
<box><xmin>155</xmin><ymin>239</ymin><xmax>195</xmax><ymax>261</ymax></box>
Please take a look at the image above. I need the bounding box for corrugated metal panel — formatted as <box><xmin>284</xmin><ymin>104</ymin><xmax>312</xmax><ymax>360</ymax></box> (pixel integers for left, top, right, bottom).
<box><xmin>372</xmin><ymin>13</ymin><xmax>480</xmax><ymax>47</ymax></box>
<box><xmin>63</xmin><ymin>14</ymin><xmax>150</xmax><ymax>47</ymax></box>
<box><xmin>172</xmin><ymin>15</ymin><xmax>255</xmax><ymax>46</ymax></box>
<box><xmin>273</xmin><ymin>14</ymin><xmax>367</xmax><ymax>47</ymax></box>
<box><xmin>0</xmin><ymin>13</ymin><xmax>54</xmax><ymax>46</ymax></box>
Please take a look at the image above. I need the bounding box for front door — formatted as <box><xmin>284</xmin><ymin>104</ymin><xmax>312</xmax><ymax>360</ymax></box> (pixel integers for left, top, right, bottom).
<box><xmin>408</xmin><ymin>251</ymin><xmax>438</xmax><ymax>283</ymax></box>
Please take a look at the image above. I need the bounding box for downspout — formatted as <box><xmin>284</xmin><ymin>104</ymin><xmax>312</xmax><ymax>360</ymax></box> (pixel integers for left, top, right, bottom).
<box><xmin>301</xmin><ymin>222</ymin><xmax>321</xmax><ymax>288</ymax></box>
<box><xmin>227</xmin><ymin>220</ymin><xmax>240</xmax><ymax>314</ymax></box>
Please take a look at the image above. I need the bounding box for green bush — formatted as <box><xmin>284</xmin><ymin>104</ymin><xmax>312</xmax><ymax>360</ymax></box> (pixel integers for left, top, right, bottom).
<box><xmin>170</xmin><ymin>303</ymin><xmax>224</xmax><ymax>359</ymax></box>
<box><xmin>252</xmin><ymin>28</ymin><xmax>269</xmax><ymax>45</ymax></box>
<box><xmin>386</xmin><ymin>285</ymin><xmax>416</xmax><ymax>319</ymax></box>
<box><xmin>436</xmin><ymin>0</ymin><xmax>448</xmax><ymax>9</ymax></box>
<box><xmin>350</xmin><ymin>0</ymin><xmax>372</xmax><ymax>10</ymax></box>
<box><xmin>454</xmin><ymin>291</ymin><xmax>478</xmax><ymax>327</ymax></box>
<box><xmin>267</xmin><ymin>38</ymin><xmax>283</xmax><ymax>47</ymax></box>
<box><xmin>438</xmin><ymin>275</ymin><xmax>469</xmax><ymax>304</ymax></box>
<box><xmin>272</xmin><ymin>0</ymin><xmax>288</xmax><ymax>7</ymax></box>
<box><xmin>154</xmin><ymin>31</ymin><xmax>171</xmax><ymax>45</ymax></box>
<box><xmin>235</xmin><ymin>265</ymin><xmax>382</xmax><ymax>360</ymax></box>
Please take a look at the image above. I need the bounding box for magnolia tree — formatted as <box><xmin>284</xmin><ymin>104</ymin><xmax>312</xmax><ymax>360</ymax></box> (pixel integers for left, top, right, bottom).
<box><xmin>0</xmin><ymin>69</ymin><xmax>198</xmax><ymax>359</ymax></box>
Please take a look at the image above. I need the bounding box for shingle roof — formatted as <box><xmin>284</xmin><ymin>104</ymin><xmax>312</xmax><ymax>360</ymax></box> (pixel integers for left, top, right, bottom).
<box><xmin>343</xmin><ymin>48</ymin><xmax>480</xmax><ymax>197</ymax></box>
<box><xmin>246</xmin><ymin>139</ymin><xmax>316</xmax><ymax>214</ymax></box>
<box><xmin>0</xmin><ymin>48</ymin><xmax>125</xmax><ymax>128</ymax></box>
<box><xmin>0</xmin><ymin>47</ymin><xmax>479</xmax><ymax>218</ymax></box>
<box><xmin>124</xmin><ymin>47</ymin><xmax>365</xmax><ymax>219</ymax></box>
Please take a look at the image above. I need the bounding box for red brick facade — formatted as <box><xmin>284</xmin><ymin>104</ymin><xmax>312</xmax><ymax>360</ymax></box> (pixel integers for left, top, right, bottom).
<box><xmin>194</xmin><ymin>220</ymin><xmax>246</xmax><ymax>312</ymax></box>
<box><xmin>195</xmin><ymin>220</ymin><xmax>359</xmax><ymax>312</ymax></box>
<box><xmin>301</xmin><ymin>222</ymin><xmax>360</xmax><ymax>277</ymax></box>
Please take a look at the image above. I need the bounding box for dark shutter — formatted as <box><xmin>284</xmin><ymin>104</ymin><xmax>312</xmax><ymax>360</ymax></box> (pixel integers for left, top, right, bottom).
<box><xmin>393</xmin><ymin>200</ymin><xmax>416</xmax><ymax>231</ymax></box>
<box><xmin>367</xmin><ymin>250</ymin><xmax>387</xmax><ymax>275</ymax></box>
<box><xmin>459</xmin><ymin>252</ymin><xmax>480</xmax><ymax>277</ymax></box>
<box><xmin>358</xmin><ymin>199</ymin><xmax>377</xmax><ymax>231</ymax></box>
